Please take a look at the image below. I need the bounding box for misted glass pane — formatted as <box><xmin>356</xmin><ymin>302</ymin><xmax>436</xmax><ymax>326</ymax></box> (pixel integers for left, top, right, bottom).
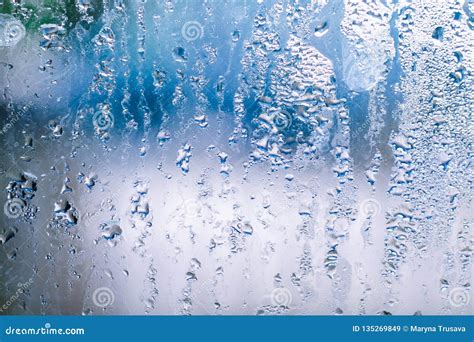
<box><xmin>0</xmin><ymin>0</ymin><xmax>472</xmax><ymax>315</ymax></box>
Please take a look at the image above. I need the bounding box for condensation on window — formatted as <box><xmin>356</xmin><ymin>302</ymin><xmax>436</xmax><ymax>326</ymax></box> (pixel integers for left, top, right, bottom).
<box><xmin>0</xmin><ymin>0</ymin><xmax>472</xmax><ymax>315</ymax></box>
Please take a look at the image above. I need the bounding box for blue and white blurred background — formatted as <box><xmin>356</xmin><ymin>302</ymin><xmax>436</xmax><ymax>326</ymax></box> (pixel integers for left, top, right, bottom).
<box><xmin>0</xmin><ymin>0</ymin><xmax>472</xmax><ymax>315</ymax></box>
